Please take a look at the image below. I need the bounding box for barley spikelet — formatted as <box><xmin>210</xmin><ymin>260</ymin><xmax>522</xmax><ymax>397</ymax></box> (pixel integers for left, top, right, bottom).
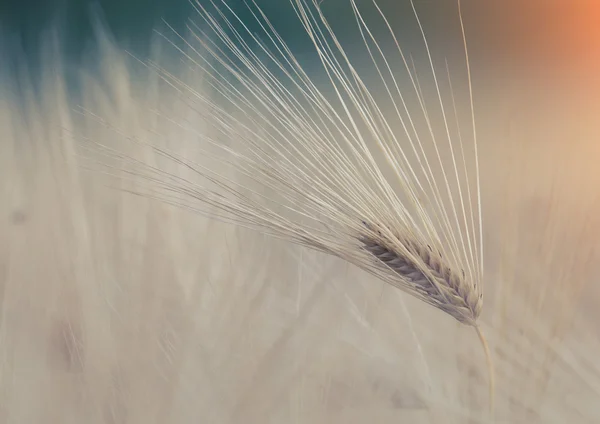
<box><xmin>360</xmin><ymin>221</ymin><xmax>480</xmax><ymax>325</ymax></box>
<box><xmin>82</xmin><ymin>0</ymin><xmax>494</xmax><ymax>413</ymax></box>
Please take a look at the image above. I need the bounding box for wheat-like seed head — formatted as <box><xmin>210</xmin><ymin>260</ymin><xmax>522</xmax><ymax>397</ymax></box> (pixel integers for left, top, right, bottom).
<box><xmin>82</xmin><ymin>0</ymin><xmax>493</xmax><ymax>413</ymax></box>
<box><xmin>360</xmin><ymin>221</ymin><xmax>481</xmax><ymax>325</ymax></box>
<box><xmin>86</xmin><ymin>0</ymin><xmax>484</xmax><ymax>323</ymax></box>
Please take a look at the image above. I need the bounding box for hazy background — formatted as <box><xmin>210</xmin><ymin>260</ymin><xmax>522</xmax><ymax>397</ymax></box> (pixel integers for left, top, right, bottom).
<box><xmin>2</xmin><ymin>1</ymin><xmax>600</xmax><ymax>423</ymax></box>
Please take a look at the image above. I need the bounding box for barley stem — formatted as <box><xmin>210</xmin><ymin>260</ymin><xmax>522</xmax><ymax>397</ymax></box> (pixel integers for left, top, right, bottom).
<box><xmin>475</xmin><ymin>325</ymin><xmax>495</xmax><ymax>415</ymax></box>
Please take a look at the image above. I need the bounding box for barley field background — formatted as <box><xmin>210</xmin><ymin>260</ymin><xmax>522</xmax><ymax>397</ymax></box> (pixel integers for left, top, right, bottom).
<box><xmin>1</xmin><ymin>1</ymin><xmax>600</xmax><ymax>423</ymax></box>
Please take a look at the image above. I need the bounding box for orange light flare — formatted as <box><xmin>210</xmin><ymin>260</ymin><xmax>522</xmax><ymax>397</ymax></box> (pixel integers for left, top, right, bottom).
<box><xmin>467</xmin><ymin>0</ymin><xmax>600</xmax><ymax>77</ymax></box>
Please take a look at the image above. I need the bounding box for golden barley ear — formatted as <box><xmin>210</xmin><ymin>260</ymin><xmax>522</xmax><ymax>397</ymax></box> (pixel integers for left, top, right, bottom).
<box><xmin>360</xmin><ymin>220</ymin><xmax>481</xmax><ymax>325</ymax></box>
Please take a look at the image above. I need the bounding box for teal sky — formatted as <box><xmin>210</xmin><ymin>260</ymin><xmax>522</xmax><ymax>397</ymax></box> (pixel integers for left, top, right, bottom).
<box><xmin>0</xmin><ymin>0</ymin><xmax>492</xmax><ymax>100</ymax></box>
<box><xmin>0</xmin><ymin>0</ymin><xmax>195</xmax><ymax>57</ymax></box>
<box><xmin>0</xmin><ymin>1</ymin><xmax>472</xmax><ymax>60</ymax></box>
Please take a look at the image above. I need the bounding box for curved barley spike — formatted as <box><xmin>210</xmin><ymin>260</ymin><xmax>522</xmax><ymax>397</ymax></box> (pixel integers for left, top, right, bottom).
<box><xmin>83</xmin><ymin>0</ymin><xmax>494</xmax><ymax>414</ymax></box>
<box><xmin>360</xmin><ymin>220</ymin><xmax>480</xmax><ymax>326</ymax></box>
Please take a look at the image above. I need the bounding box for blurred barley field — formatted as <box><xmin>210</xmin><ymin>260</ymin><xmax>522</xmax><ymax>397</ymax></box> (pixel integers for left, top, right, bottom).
<box><xmin>1</xmin><ymin>1</ymin><xmax>600</xmax><ymax>423</ymax></box>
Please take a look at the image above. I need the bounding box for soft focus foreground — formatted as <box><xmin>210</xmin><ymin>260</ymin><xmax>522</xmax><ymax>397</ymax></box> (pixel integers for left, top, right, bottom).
<box><xmin>2</xmin><ymin>17</ymin><xmax>600</xmax><ymax>424</ymax></box>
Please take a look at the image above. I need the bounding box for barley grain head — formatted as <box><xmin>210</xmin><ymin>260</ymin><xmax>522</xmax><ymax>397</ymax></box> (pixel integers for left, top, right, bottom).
<box><xmin>79</xmin><ymin>0</ymin><xmax>493</xmax><ymax>414</ymax></box>
<box><xmin>360</xmin><ymin>221</ymin><xmax>480</xmax><ymax>325</ymax></box>
<box><xmin>85</xmin><ymin>0</ymin><xmax>484</xmax><ymax>324</ymax></box>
